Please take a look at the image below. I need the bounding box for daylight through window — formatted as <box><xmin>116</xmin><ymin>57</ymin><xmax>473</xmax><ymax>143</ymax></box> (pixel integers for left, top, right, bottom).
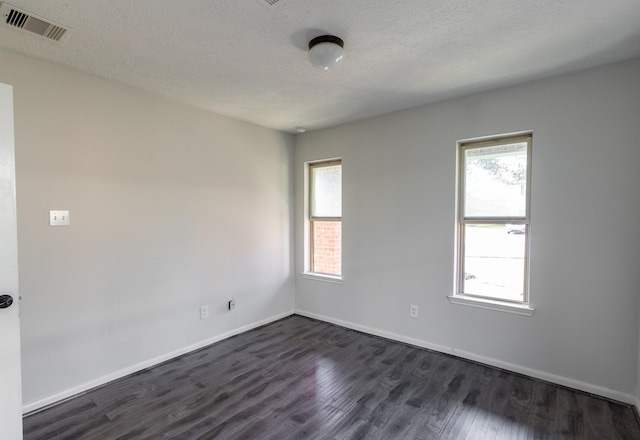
<box><xmin>457</xmin><ymin>134</ymin><xmax>532</xmax><ymax>303</ymax></box>
<box><xmin>309</xmin><ymin>160</ymin><xmax>342</xmax><ymax>277</ymax></box>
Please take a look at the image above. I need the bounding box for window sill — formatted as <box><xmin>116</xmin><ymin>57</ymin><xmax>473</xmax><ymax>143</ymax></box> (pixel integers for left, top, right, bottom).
<box><xmin>447</xmin><ymin>294</ymin><xmax>535</xmax><ymax>316</ymax></box>
<box><xmin>302</xmin><ymin>273</ymin><xmax>343</xmax><ymax>284</ymax></box>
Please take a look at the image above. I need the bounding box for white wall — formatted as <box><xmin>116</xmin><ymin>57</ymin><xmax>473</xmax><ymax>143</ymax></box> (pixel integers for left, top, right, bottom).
<box><xmin>0</xmin><ymin>47</ymin><xmax>295</xmax><ymax>410</ymax></box>
<box><xmin>295</xmin><ymin>58</ymin><xmax>640</xmax><ymax>403</ymax></box>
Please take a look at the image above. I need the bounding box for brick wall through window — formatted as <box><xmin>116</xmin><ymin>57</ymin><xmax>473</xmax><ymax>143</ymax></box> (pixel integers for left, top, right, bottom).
<box><xmin>312</xmin><ymin>221</ymin><xmax>341</xmax><ymax>276</ymax></box>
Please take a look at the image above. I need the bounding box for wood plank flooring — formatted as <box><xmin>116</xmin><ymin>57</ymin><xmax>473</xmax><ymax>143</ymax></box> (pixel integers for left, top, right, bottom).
<box><xmin>23</xmin><ymin>315</ymin><xmax>640</xmax><ymax>439</ymax></box>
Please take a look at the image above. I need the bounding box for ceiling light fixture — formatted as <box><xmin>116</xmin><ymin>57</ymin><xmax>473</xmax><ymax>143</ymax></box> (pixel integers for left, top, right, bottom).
<box><xmin>295</xmin><ymin>126</ymin><xmax>307</xmax><ymax>133</ymax></box>
<box><xmin>308</xmin><ymin>35</ymin><xmax>344</xmax><ymax>70</ymax></box>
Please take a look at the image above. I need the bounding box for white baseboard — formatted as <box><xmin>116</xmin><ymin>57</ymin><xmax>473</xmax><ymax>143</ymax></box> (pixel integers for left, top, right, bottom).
<box><xmin>23</xmin><ymin>310</ymin><xmax>295</xmax><ymax>415</ymax></box>
<box><xmin>295</xmin><ymin>309</ymin><xmax>636</xmax><ymax>405</ymax></box>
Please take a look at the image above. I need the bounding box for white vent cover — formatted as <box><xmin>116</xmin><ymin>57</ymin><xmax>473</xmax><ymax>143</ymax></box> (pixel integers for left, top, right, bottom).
<box><xmin>256</xmin><ymin>0</ymin><xmax>284</xmax><ymax>8</ymax></box>
<box><xmin>0</xmin><ymin>3</ymin><xmax>69</xmax><ymax>41</ymax></box>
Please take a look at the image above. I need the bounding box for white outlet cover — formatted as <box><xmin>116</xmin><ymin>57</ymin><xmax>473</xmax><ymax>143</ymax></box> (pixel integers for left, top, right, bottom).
<box><xmin>49</xmin><ymin>210</ymin><xmax>70</xmax><ymax>226</ymax></box>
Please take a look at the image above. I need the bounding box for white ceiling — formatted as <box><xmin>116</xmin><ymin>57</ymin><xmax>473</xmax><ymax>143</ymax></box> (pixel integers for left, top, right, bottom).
<box><xmin>1</xmin><ymin>0</ymin><xmax>639</xmax><ymax>133</ymax></box>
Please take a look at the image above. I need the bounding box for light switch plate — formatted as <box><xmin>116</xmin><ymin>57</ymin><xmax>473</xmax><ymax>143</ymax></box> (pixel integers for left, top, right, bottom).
<box><xmin>49</xmin><ymin>210</ymin><xmax>70</xmax><ymax>226</ymax></box>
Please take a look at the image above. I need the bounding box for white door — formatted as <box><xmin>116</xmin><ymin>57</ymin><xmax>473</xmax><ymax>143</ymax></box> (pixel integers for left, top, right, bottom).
<box><xmin>0</xmin><ymin>82</ymin><xmax>23</xmax><ymax>439</ymax></box>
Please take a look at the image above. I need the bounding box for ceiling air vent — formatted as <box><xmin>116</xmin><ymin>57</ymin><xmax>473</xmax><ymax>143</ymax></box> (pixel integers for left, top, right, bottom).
<box><xmin>0</xmin><ymin>3</ymin><xmax>69</xmax><ymax>42</ymax></box>
<box><xmin>256</xmin><ymin>0</ymin><xmax>284</xmax><ymax>8</ymax></box>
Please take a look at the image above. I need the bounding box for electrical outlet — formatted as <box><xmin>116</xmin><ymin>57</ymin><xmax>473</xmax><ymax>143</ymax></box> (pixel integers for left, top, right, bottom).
<box><xmin>410</xmin><ymin>304</ymin><xmax>418</xmax><ymax>318</ymax></box>
<box><xmin>200</xmin><ymin>305</ymin><xmax>209</xmax><ymax>320</ymax></box>
<box><xmin>228</xmin><ymin>299</ymin><xmax>236</xmax><ymax>311</ymax></box>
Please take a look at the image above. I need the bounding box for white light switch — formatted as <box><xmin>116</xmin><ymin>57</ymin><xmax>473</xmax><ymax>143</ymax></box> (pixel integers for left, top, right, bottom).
<box><xmin>49</xmin><ymin>210</ymin><xmax>70</xmax><ymax>226</ymax></box>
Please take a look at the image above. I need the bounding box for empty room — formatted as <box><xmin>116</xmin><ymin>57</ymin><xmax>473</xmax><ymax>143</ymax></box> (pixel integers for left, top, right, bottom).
<box><xmin>1</xmin><ymin>1</ymin><xmax>640</xmax><ymax>439</ymax></box>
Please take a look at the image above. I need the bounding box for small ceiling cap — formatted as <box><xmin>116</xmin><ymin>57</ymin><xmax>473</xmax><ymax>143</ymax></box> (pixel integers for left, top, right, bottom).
<box><xmin>295</xmin><ymin>126</ymin><xmax>307</xmax><ymax>133</ymax></box>
<box><xmin>308</xmin><ymin>35</ymin><xmax>344</xmax><ymax>70</ymax></box>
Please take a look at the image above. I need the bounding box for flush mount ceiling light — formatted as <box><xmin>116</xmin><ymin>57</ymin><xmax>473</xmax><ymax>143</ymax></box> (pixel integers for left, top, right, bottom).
<box><xmin>308</xmin><ymin>35</ymin><xmax>344</xmax><ymax>70</ymax></box>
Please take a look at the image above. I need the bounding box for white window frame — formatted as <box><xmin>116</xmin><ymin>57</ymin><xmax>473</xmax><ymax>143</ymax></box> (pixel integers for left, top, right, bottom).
<box><xmin>449</xmin><ymin>133</ymin><xmax>534</xmax><ymax>316</ymax></box>
<box><xmin>303</xmin><ymin>159</ymin><xmax>342</xmax><ymax>283</ymax></box>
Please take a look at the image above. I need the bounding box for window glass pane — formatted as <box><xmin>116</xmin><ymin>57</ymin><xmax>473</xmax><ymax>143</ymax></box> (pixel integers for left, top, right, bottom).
<box><xmin>312</xmin><ymin>164</ymin><xmax>342</xmax><ymax>217</ymax></box>
<box><xmin>461</xmin><ymin>224</ymin><xmax>525</xmax><ymax>302</ymax></box>
<box><xmin>312</xmin><ymin>221</ymin><xmax>341</xmax><ymax>276</ymax></box>
<box><xmin>464</xmin><ymin>142</ymin><xmax>527</xmax><ymax>218</ymax></box>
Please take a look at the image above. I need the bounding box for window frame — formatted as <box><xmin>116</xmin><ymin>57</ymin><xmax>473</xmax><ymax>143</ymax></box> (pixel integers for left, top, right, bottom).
<box><xmin>451</xmin><ymin>133</ymin><xmax>534</xmax><ymax>315</ymax></box>
<box><xmin>305</xmin><ymin>159</ymin><xmax>342</xmax><ymax>281</ymax></box>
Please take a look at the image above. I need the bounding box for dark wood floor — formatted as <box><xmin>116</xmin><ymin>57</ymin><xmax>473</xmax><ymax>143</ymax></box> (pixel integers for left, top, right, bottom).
<box><xmin>24</xmin><ymin>315</ymin><xmax>640</xmax><ymax>439</ymax></box>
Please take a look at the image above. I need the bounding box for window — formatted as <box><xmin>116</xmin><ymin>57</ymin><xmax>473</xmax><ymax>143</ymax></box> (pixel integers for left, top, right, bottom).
<box><xmin>453</xmin><ymin>134</ymin><xmax>532</xmax><ymax>311</ymax></box>
<box><xmin>307</xmin><ymin>160</ymin><xmax>342</xmax><ymax>278</ymax></box>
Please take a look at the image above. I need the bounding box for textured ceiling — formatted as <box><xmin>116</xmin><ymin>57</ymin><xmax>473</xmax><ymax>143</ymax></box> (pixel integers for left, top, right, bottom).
<box><xmin>1</xmin><ymin>0</ymin><xmax>639</xmax><ymax>132</ymax></box>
